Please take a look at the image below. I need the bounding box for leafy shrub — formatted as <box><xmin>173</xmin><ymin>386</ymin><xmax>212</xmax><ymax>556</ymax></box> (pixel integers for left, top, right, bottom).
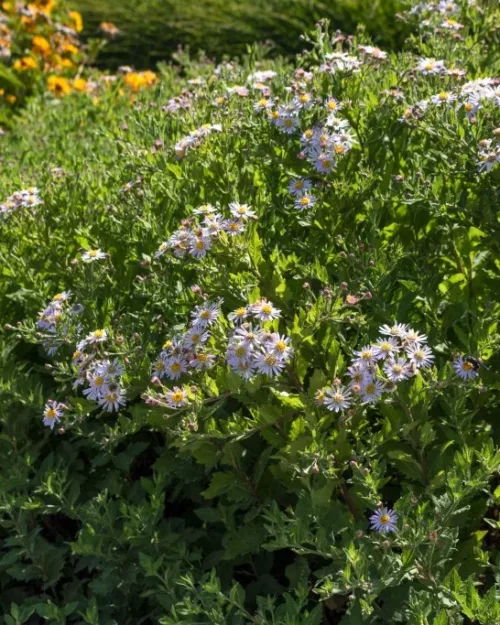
<box><xmin>1</xmin><ymin>1</ymin><xmax>500</xmax><ymax>624</ymax></box>
<box><xmin>73</xmin><ymin>0</ymin><xmax>411</xmax><ymax>70</ymax></box>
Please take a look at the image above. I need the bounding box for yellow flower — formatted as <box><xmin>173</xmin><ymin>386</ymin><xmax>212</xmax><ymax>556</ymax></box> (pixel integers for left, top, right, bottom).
<box><xmin>13</xmin><ymin>56</ymin><xmax>38</xmax><ymax>71</ymax></box>
<box><xmin>62</xmin><ymin>43</ymin><xmax>79</xmax><ymax>56</ymax></box>
<box><xmin>34</xmin><ymin>0</ymin><xmax>55</xmax><ymax>13</ymax></box>
<box><xmin>6</xmin><ymin>94</ymin><xmax>16</xmax><ymax>104</ymax></box>
<box><xmin>60</xmin><ymin>58</ymin><xmax>74</xmax><ymax>69</ymax></box>
<box><xmin>68</xmin><ymin>10</ymin><xmax>83</xmax><ymax>33</ymax></box>
<box><xmin>141</xmin><ymin>70</ymin><xmax>158</xmax><ymax>86</ymax></box>
<box><xmin>73</xmin><ymin>77</ymin><xmax>88</xmax><ymax>92</ymax></box>
<box><xmin>47</xmin><ymin>75</ymin><xmax>72</xmax><ymax>96</ymax></box>
<box><xmin>20</xmin><ymin>16</ymin><xmax>37</xmax><ymax>32</ymax></box>
<box><xmin>1</xmin><ymin>2</ymin><xmax>13</xmax><ymax>11</ymax></box>
<box><xmin>32</xmin><ymin>35</ymin><xmax>51</xmax><ymax>56</ymax></box>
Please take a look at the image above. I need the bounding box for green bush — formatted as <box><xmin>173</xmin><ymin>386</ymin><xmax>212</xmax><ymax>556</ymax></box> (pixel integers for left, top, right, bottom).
<box><xmin>1</xmin><ymin>2</ymin><xmax>500</xmax><ymax>624</ymax></box>
<box><xmin>73</xmin><ymin>0</ymin><xmax>411</xmax><ymax>69</ymax></box>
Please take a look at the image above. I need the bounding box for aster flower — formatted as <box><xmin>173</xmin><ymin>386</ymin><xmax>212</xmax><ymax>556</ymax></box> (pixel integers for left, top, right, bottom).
<box><xmin>164</xmin><ymin>357</ymin><xmax>188</xmax><ymax>380</ymax></box>
<box><xmin>369</xmin><ymin>507</ymin><xmax>398</xmax><ymax>533</ymax></box>
<box><xmin>294</xmin><ymin>194</ymin><xmax>317</xmax><ymax>211</ymax></box>
<box><xmin>324</xmin><ymin>97</ymin><xmax>341</xmax><ymax>113</ymax></box>
<box><xmin>353</xmin><ymin>345</ymin><xmax>377</xmax><ymax>367</ymax></box>
<box><xmin>384</xmin><ymin>357</ymin><xmax>411</xmax><ymax>382</ymax></box>
<box><xmin>255</xmin><ymin>350</ymin><xmax>286</xmax><ymax>377</ymax></box>
<box><xmin>404</xmin><ymin>329</ymin><xmax>428</xmax><ymax>345</ymax></box>
<box><xmin>379</xmin><ymin>323</ymin><xmax>409</xmax><ymax>340</ymax></box>
<box><xmin>228</xmin><ymin>306</ymin><xmax>249</xmax><ymax>323</ymax></box>
<box><xmin>82</xmin><ymin>249</ymin><xmax>107</xmax><ymax>263</ymax></box>
<box><xmin>191</xmin><ymin>303</ymin><xmax>220</xmax><ymax>329</ymax></box>
<box><xmin>165</xmin><ymin>386</ymin><xmax>189</xmax><ymax>408</ymax></box>
<box><xmin>430</xmin><ymin>91</ymin><xmax>457</xmax><ymax>106</ymax></box>
<box><xmin>405</xmin><ymin>344</ymin><xmax>434</xmax><ymax>368</ymax></box>
<box><xmin>324</xmin><ymin>386</ymin><xmax>351</xmax><ymax>412</ymax></box>
<box><xmin>83</xmin><ymin>374</ymin><xmax>108</xmax><ymax>400</ymax></box>
<box><xmin>229</xmin><ymin>202</ymin><xmax>256</xmax><ymax>220</ymax></box>
<box><xmin>189</xmin><ymin>351</ymin><xmax>216</xmax><ymax>370</ymax></box>
<box><xmin>251</xmin><ymin>300</ymin><xmax>281</xmax><ymax>322</ymax></box>
<box><xmin>453</xmin><ymin>355</ymin><xmax>479</xmax><ymax>380</ymax></box>
<box><xmin>99</xmin><ymin>389</ymin><xmax>127</xmax><ymax>412</ymax></box>
<box><xmin>361</xmin><ymin>379</ymin><xmax>385</xmax><ymax>404</ymax></box>
<box><xmin>416</xmin><ymin>58</ymin><xmax>446</xmax><ymax>75</ymax></box>
<box><xmin>373</xmin><ymin>337</ymin><xmax>401</xmax><ymax>360</ymax></box>
<box><xmin>189</xmin><ymin>237</ymin><xmax>212</xmax><ymax>258</ymax></box>
<box><xmin>267</xmin><ymin>333</ymin><xmax>293</xmax><ymax>360</ymax></box>
<box><xmin>347</xmin><ymin>363</ymin><xmax>371</xmax><ymax>386</ymax></box>
<box><xmin>314</xmin><ymin>389</ymin><xmax>326</xmax><ymax>406</ymax></box>
<box><xmin>43</xmin><ymin>400</ymin><xmax>65</xmax><ymax>429</ymax></box>
<box><xmin>288</xmin><ymin>178</ymin><xmax>312</xmax><ymax>196</ymax></box>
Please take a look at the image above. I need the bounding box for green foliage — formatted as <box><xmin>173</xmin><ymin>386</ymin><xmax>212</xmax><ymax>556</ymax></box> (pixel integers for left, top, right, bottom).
<box><xmin>1</xmin><ymin>2</ymin><xmax>500</xmax><ymax>624</ymax></box>
<box><xmin>73</xmin><ymin>0</ymin><xmax>411</xmax><ymax>69</ymax></box>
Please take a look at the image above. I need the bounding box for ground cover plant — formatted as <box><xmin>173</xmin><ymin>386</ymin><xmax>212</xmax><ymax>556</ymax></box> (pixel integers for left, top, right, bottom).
<box><xmin>1</xmin><ymin>0</ymin><xmax>500</xmax><ymax>623</ymax></box>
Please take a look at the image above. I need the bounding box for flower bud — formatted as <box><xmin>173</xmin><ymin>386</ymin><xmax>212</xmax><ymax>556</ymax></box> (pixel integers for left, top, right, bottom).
<box><xmin>303</xmin><ymin>282</ymin><xmax>311</xmax><ymax>290</ymax></box>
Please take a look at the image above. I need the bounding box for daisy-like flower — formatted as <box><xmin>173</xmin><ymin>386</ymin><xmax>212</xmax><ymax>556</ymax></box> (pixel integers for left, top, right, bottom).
<box><xmin>324</xmin><ymin>385</ymin><xmax>351</xmax><ymax>412</ymax></box>
<box><xmin>268</xmin><ymin>333</ymin><xmax>293</xmax><ymax>360</ymax></box>
<box><xmin>82</xmin><ymin>248</ymin><xmax>107</xmax><ymax>263</ymax></box>
<box><xmin>227</xmin><ymin>341</ymin><xmax>254</xmax><ymax>366</ymax></box>
<box><xmin>430</xmin><ymin>91</ymin><xmax>457</xmax><ymax>105</ymax></box>
<box><xmin>379</xmin><ymin>323</ymin><xmax>409</xmax><ymax>340</ymax></box>
<box><xmin>224</xmin><ymin>218</ymin><xmax>246</xmax><ymax>236</ymax></box>
<box><xmin>416</xmin><ymin>58</ymin><xmax>446</xmax><ymax>75</ymax></box>
<box><xmin>255</xmin><ymin>350</ymin><xmax>286</xmax><ymax>377</ymax></box>
<box><xmin>361</xmin><ymin>379</ymin><xmax>385</xmax><ymax>404</ymax></box>
<box><xmin>229</xmin><ymin>202</ymin><xmax>256</xmax><ymax>220</ymax></box>
<box><xmin>164</xmin><ymin>357</ymin><xmax>188</xmax><ymax>380</ymax></box>
<box><xmin>166</xmin><ymin>386</ymin><xmax>189</xmax><ymax>408</ymax></box>
<box><xmin>99</xmin><ymin>389</ymin><xmax>127</xmax><ymax>412</ymax></box>
<box><xmin>347</xmin><ymin>363</ymin><xmax>370</xmax><ymax>386</ymax></box>
<box><xmin>384</xmin><ymin>357</ymin><xmax>411</xmax><ymax>382</ymax></box>
<box><xmin>191</xmin><ymin>303</ymin><xmax>220</xmax><ymax>329</ymax></box>
<box><xmin>294</xmin><ymin>193</ymin><xmax>317</xmax><ymax>211</ymax></box>
<box><xmin>189</xmin><ymin>351</ymin><xmax>216</xmax><ymax>370</ymax></box>
<box><xmin>78</xmin><ymin>329</ymin><xmax>108</xmax><ymax>350</ymax></box>
<box><xmin>152</xmin><ymin>358</ymin><xmax>168</xmax><ymax>378</ymax></box>
<box><xmin>184</xmin><ymin>328</ymin><xmax>210</xmax><ymax>348</ymax></box>
<box><xmin>228</xmin><ymin>306</ymin><xmax>249</xmax><ymax>323</ymax></box>
<box><xmin>233</xmin><ymin>324</ymin><xmax>260</xmax><ymax>346</ymax></box>
<box><xmin>314</xmin><ymin>153</ymin><xmax>335</xmax><ymax>174</ymax></box>
<box><xmin>193</xmin><ymin>203</ymin><xmax>216</xmax><ymax>216</ymax></box>
<box><xmin>189</xmin><ymin>237</ymin><xmax>212</xmax><ymax>258</ymax></box>
<box><xmin>232</xmin><ymin>359</ymin><xmax>255</xmax><ymax>380</ymax></box>
<box><xmin>43</xmin><ymin>400</ymin><xmax>65</xmax><ymax>429</ymax></box>
<box><xmin>441</xmin><ymin>18</ymin><xmax>463</xmax><ymax>29</ymax></box>
<box><xmin>254</xmin><ymin>97</ymin><xmax>274</xmax><ymax>112</ymax></box>
<box><xmin>325</xmin><ymin>97</ymin><xmax>341</xmax><ymax>113</ymax></box>
<box><xmin>453</xmin><ymin>355</ymin><xmax>479</xmax><ymax>380</ymax></box>
<box><xmin>373</xmin><ymin>337</ymin><xmax>400</xmax><ymax>360</ymax></box>
<box><xmin>403</xmin><ymin>329</ymin><xmax>428</xmax><ymax>345</ymax></box>
<box><xmin>288</xmin><ymin>178</ymin><xmax>312</xmax><ymax>196</ymax></box>
<box><xmin>276</xmin><ymin>114</ymin><xmax>300</xmax><ymax>134</ymax></box>
<box><xmin>353</xmin><ymin>345</ymin><xmax>377</xmax><ymax>367</ymax></box>
<box><xmin>369</xmin><ymin>507</ymin><xmax>398</xmax><ymax>533</ymax></box>
<box><xmin>405</xmin><ymin>344</ymin><xmax>434</xmax><ymax>369</ymax></box>
<box><xmin>292</xmin><ymin>92</ymin><xmax>314</xmax><ymax>110</ymax></box>
<box><xmin>83</xmin><ymin>374</ymin><xmax>108</xmax><ymax>400</ymax></box>
<box><xmin>251</xmin><ymin>300</ymin><xmax>281</xmax><ymax>322</ymax></box>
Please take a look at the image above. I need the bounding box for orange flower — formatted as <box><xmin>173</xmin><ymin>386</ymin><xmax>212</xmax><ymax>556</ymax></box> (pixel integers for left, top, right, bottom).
<box><xmin>20</xmin><ymin>16</ymin><xmax>37</xmax><ymax>32</ymax></box>
<box><xmin>60</xmin><ymin>58</ymin><xmax>74</xmax><ymax>69</ymax></box>
<box><xmin>32</xmin><ymin>35</ymin><xmax>51</xmax><ymax>56</ymax></box>
<box><xmin>47</xmin><ymin>74</ymin><xmax>72</xmax><ymax>96</ymax></box>
<box><xmin>68</xmin><ymin>10</ymin><xmax>83</xmax><ymax>33</ymax></box>
<box><xmin>13</xmin><ymin>56</ymin><xmax>38</xmax><ymax>71</ymax></box>
<box><xmin>124</xmin><ymin>70</ymin><xmax>158</xmax><ymax>92</ymax></box>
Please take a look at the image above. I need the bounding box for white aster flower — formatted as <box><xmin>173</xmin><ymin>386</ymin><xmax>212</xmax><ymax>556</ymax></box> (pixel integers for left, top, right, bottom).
<box><xmin>82</xmin><ymin>249</ymin><xmax>107</xmax><ymax>263</ymax></box>
<box><xmin>229</xmin><ymin>202</ymin><xmax>256</xmax><ymax>220</ymax></box>
<box><xmin>324</xmin><ymin>386</ymin><xmax>351</xmax><ymax>412</ymax></box>
<box><xmin>384</xmin><ymin>357</ymin><xmax>411</xmax><ymax>382</ymax></box>
<box><xmin>251</xmin><ymin>300</ymin><xmax>281</xmax><ymax>322</ymax></box>
<box><xmin>405</xmin><ymin>344</ymin><xmax>434</xmax><ymax>368</ymax></box>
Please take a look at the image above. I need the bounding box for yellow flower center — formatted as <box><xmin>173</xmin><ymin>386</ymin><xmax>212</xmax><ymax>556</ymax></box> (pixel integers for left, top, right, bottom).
<box><xmin>463</xmin><ymin>362</ymin><xmax>473</xmax><ymax>371</ymax></box>
<box><xmin>171</xmin><ymin>362</ymin><xmax>181</xmax><ymax>372</ymax></box>
<box><xmin>327</xmin><ymin>100</ymin><xmax>337</xmax><ymax>110</ymax></box>
<box><xmin>94</xmin><ymin>376</ymin><xmax>104</xmax><ymax>386</ymax></box>
<box><xmin>172</xmin><ymin>391</ymin><xmax>184</xmax><ymax>403</ymax></box>
<box><xmin>265</xmin><ymin>355</ymin><xmax>277</xmax><ymax>366</ymax></box>
<box><xmin>261</xmin><ymin>304</ymin><xmax>272</xmax><ymax>314</ymax></box>
<box><xmin>380</xmin><ymin>514</ymin><xmax>390</xmax><ymax>524</ymax></box>
<box><xmin>300</xmin><ymin>197</ymin><xmax>310</xmax><ymax>205</ymax></box>
<box><xmin>235</xmin><ymin>346</ymin><xmax>246</xmax><ymax>358</ymax></box>
<box><xmin>365</xmin><ymin>383</ymin><xmax>376</xmax><ymax>394</ymax></box>
<box><xmin>275</xmin><ymin>341</ymin><xmax>287</xmax><ymax>353</ymax></box>
<box><xmin>46</xmin><ymin>408</ymin><xmax>57</xmax><ymax>419</ymax></box>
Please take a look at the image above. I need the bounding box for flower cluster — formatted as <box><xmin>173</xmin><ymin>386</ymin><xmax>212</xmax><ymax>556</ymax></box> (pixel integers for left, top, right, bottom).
<box><xmin>226</xmin><ymin>300</ymin><xmax>292</xmax><ymax>379</ymax></box>
<box><xmin>151</xmin><ymin>302</ymin><xmax>220</xmax><ymax>384</ymax></box>
<box><xmin>36</xmin><ymin>291</ymin><xmax>83</xmax><ymax>355</ymax></box>
<box><xmin>477</xmin><ymin>137</ymin><xmax>500</xmax><ymax>173</ymax></box>
<box><xmin>316</xmin><ymin>322</ymin><xmax>434</xmax><ymax>412</ymax></box>
<box><xmin>174</xmin><ymin>123</ymin><xmax>222</xmax><ymax>159</ymax></box>
<box><xmin>0</xmin><ymin>2</ymin><xmax>86</xmax><ymax>104</ymax></box>
<box><xmin>72</xmin><ymin>331</ymin><xmax>127</xmax><ymax>412</ymax></box>
<box><xmin>0</xmin><ymin>187</ymin><xmax>43</xmax><ymax>216</ymax></box>
<box><xmin>123</xmin><ymin>70</ymin><xmax>158</xmax><ymax>92</ymax></box>
<box><xmin>155</xmin><ymin>202</ymin><xmax>252</xmax><ymax>260</ymax></box>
